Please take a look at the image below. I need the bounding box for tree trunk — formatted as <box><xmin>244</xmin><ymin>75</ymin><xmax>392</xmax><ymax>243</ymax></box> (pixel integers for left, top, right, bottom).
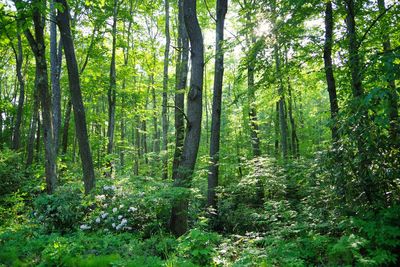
<box><xmin>287</xmin><ymin>81</ymin><xmax>299</xmax><ymax>157</ymax></box>
<box><xmin>20</xmin><ymin>0</ymin><xmax>58</xmax><ymax>194</ymax></box>
<box><xmin>50</xmin><ymin>0</ymin><xmax>62</xmax><ymax>153</ymax></box>
<box><xmin>344</xmin><ymin>0</ymin><xmax>373</xmax><ymax>202</ymax></box>
<box><xmin>246</xmin><ymin>8</ymin><xmax>261</xmax><ymax>157</ymax></box>
<box><xmin>161</xmin><ymin>0</ymin><xmax>170</xmax><ymax>179</ymax></box>
<box><xmin>12</xmin><ymin>34</ymin><xmax>25</xmax><ymax>150</ymax></box>
<box><xmin>274</xmin><ymin>44</ymin><xmax>288</xmax><ymax>158</ymax></box>
<box><xmin>61</xmin><ymin>100</ymin><xmax>72</xmax><ymax>155</ymax></box>
<box><xmin>323</xmin><ymin>1</ymin><xmax>339</xmax><ymax>142</ymax></box>
<box><xmin>172</xmin><ymin>0</ymin><xmax>189</xmax><ymax>180</ymax></box>
<box><xmin>107</xmin><ymin>0</ymin><xmax>118</xmax><ymax>155</ymax></box>
<box><xmin>274</xmin><ymin>101</ymin><xmax>279</xmax><ymax>156</ymax></box>
<box><xmin>56</xmin><ymin>0</ymin><xmax>96</xmax><ymax>194</ymax></box>
<box><xmin>170</xmin><ymin>0</ymin><xmax>204</xmax><ymax>237</ymax></box>
<box><xmin>151</xmin><ymin>73</ymin><xmax>160</xmax><ymax>154</ymax></box>
<box><xmin>208</xmin><ymin>0</ymin><xmax>227</xmax><ymax>211</ymax></box>
<box><xmin>377</xmin><ymin>0</ymin><xmax>399</xmax><ymax>145</ymax></box>
<box><xmin>27</xmin><ymin>77</ymin><xmax>39</xmax><ymax>165</ymax></box>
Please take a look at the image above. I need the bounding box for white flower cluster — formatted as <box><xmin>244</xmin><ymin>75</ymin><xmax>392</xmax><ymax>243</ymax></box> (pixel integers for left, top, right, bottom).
<box><xmin>128</xmin><ymin>206</ymin><xmax>138</xmax><ymax>213</ymax></box>
<box><xmin>112</xmin><ymin>217</ymin><xmax>129</xmax><ymax>231</ymax></box>
<box><xmin>95</xmin><ymin>194</ymin><xmax>106</xmax><ymax>201</ymax></box>
<box><xmin>80</xmin><ymin>224</ymin><xmax>91</xmax><ymax>230</ymax></box>
<box><xmin>103</xmin><ymin>185</ymin><xmax>116</xmax><ymax>191</ymax></box>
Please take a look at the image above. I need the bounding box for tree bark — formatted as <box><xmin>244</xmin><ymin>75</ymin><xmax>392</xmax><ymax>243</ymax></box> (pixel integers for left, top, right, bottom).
<box><xmin>50</xmin><ymin>0</ymin><xmax>62</xmax><ymax>153</ymax></box>
<box><xmin>323</xmin><ymin>1</ymin><xmax>339</xmax><ymax>142</ymax></box>
<box><xmin>161</xmin><ymin>0</ymin><xmax>170</xmax><ymax>179</ymax></box>
<box><xmin>12</xmin><ymin>34</ymin><xmax>25</xmax><ymax>151</ymax></box>
<box><xmin>61</xmin><ymin>99</ymin><xmax>72</xmax><ymax>155</ymax></box>
<box><xmin>107</xmin><ymin>0</ymin><xmax>118</xmax><ymax>155</ymax></box>
<box><xmin>172</xmin><ymin>0</ymin><xmax>189</xmax><ymax>180</ymax></box>
<box><xmin>287</xmin><ymin>81</ymin><xmax>299</xmax><ymax>157</ymax></box>
<box><xmin>208</xmin><ymin>0</ymin><xmax>227</xmax><ymax>211</ymax></box>
<box><xmin>56</xmin><ymin>0</ymin><xmax>96</xmax><ymax>194</ymax></box>
<box><xmin>274</xmin><ymin>44</ymin><xmax>288</xmax><ymax>158</ymax></box>
<box><xmin>170</xmin><ymin>0</ymin><xmax>204</xmax><ymax>237</ymax></box>
<box><xmin>27</xmin><ymin>75</ymin><xmax>39</xmax><ymax>165</ymax></box>
<box><xmin>18</xmin><ymin>0</ymin><xmax>58</xmax><ymax>194</ymax></box>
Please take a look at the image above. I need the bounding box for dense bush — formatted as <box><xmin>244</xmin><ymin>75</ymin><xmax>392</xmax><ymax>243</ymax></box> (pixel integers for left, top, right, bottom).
<box><xmin>33</xmin><ymin>184</ymin><xmax>85</xmax><ymax>233</ymax></box>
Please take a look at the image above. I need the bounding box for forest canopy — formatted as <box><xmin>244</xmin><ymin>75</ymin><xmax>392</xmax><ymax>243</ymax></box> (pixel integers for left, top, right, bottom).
<box><xmin>0</xmin><ymin>0</ymin><xmax>399</xmax><ymax>266</ymax></box>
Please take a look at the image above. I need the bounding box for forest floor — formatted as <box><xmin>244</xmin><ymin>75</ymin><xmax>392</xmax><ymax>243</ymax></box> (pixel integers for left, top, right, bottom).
<box><xmin>0</xmin><ymin>153</ymin><xmax>399</xmax><ymax>266</ymax></box>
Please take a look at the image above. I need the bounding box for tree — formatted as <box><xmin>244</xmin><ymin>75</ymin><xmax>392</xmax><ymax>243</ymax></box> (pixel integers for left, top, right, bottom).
<box><xmin>208</xmin><ymin>0</ymin><xmax>228</xmax><ymax>212</ymax></box>
<box><xmin>10</xmin><ymin>34</ymin><xmax>24</xmax><ymax>151</ymax></box>
<box><xmin>344</xmin><ymin>0</ymin><xmax>372</xmax><ymax>202</ymax></box>
<box><xmin>170</xmin><ymin>0</ymin><xmax>204</xmax><ymax>237</ymax></box>
<box><xmin>377</xmin><ymin>0</ymin><xmax>399</xmax><ymax>145</ymax></box>
<box><xmin>107</xmin><ymin>0</ymin><xmax>118</xmax><ymax>156</ymax></box>
<box><xmin>161</xmin><ymin>0</ymin><xmax>170</xmax><ymax>179</ymax></box>
<box><xmin>14</xmin><ymin>0</ymin><xmax>58</xmax><ymax>194</ymax></box>
<box><xmin>50</xmin><ymin>0</ymin><xmax>62</xmax><ymax>153</ymax></box>
<box><xmin>172</xmin><ymin>0</ymin><xmax>189</xmax><ymax>179</ymax></box>
<box><xmin>56</xmin><ymin>0</ymin><xmax>96</xmax><ymax>194</ymax></box>
<box><xmin>323</xmin><ymin>0</ymin><xmax>339</xmax><ymax>142</ymax></box>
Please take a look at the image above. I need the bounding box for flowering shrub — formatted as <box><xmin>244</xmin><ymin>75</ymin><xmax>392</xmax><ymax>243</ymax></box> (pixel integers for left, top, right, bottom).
<box><xmin>81</xmin><ymin>180</ymin><xmax>171</xmax><ymax>236</ymax></box>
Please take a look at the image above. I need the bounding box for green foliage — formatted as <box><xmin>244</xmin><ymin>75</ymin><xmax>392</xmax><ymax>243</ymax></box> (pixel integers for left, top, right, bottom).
<box><xmin>177</xmin><ymin>228</ymin><xmax>221</xmax><ymax>266</ymax></box>
<box><xmin>33</xmin><ymin>184</ymin><xmax>85</xmax><ymax>233</ymax></box>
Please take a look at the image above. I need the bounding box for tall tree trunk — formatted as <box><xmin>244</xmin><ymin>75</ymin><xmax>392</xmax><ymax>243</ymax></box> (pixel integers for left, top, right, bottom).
<box><xmin>107</xmin><ymin>0</ymin><xmax>118</xmax><ymax>155</ymax></box>
<box><xmin>344</xmin><ymin>0</ymin><xmax>372</xmax><ymax>202</ymax></box>
<box><xmin>56</xmin><ymin>0</ymin><xmax>96</xmax><ymax>194</ymax></box>
<box><xmin>19</xmin><ymin>0</ymin><xmax>58</xmax><ymax>194</ymax></box>
<box><xmin>246</xmin><ymin>8</ymin><xmax>261</xmax><ymax>157</ymax></box>
<box><xmin>61</xmin><ymin>23</ymin><xmax>96</xmax><ymax>156</ymax></box>
<box><xmin>172</xmin><ymin>0</ymin><xmax>189</xmax><ymax>179</ymax></box>
<box><xmin>161</xmin><ymin>0</ymin><xmax>170</xmax><ymax>179</ymax></box>
<box><xmin>170</xmin><ymin>0</ymin><xmax>204</xmax><ymax>237</ymax></box>
<box><xmin>274</xmin><ymin>44</ymin><xmax>288</xmax><ymax>158</ymax></box>
<box><xmin>274</xmin><ymin>101</ymin><xmax>279</xmax><ymax>156</ymax></box>
<box><xmin>151</xmin><ymin>72</ymin><xmax>160</xmax><ymax>154</ymax></box>
<box><xmin>208</xmin><ymin>0</ymin><xmax>227</xmax><ymax>211</ymax></box>
<box><xmin>61</xmin><ymin>100</ymin><xmax>72</xmax><ymax>155</ymax></box>
<box><xmin>287</xmin><ymin>81</ymin><xmax>299</xmax><ymax>157</ymax></box>
<box><xmin>12</xmin><ymin>34</ymin><xmax>25</xmax><ymax>150</ymax></box>
<box><xmin>323</xmin><ymin>1</ymin><xmax>339</xmax><ymax>142</ymax></box>
<box><xmin>50</xmin><ymin>0</ymin><xmax>62</xmax><ymax>153</ymax></box>
<box><xmin>377</xmin><ymin>0</ymin><xmax>399</xmax><ymax>144</ymax></box>
<box><xmin>27</xmin><ymin>77</ymin><xmax>39</xmax><ymax>165</ymax></box>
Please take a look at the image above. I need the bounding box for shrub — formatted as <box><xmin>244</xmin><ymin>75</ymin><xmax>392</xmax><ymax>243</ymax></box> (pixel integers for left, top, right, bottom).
<box><xmin>177</xmin><ymin>228</ymin><xmax>221</xmax><ymax>266</ymax></box>
<box><xmin>33</xmin><ymin>184</ymin><xmax>85</xmax><ymax>233</ymax></box>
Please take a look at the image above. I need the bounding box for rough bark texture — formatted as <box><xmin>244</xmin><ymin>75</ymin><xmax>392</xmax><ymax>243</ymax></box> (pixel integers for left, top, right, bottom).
<box><xmin>20</xmin><ymin>0</ymin><xmax>58</xmax><ymax>194</ymax></box>
<box><xmin>161</xmin><ymin>0</ymin><xmax>170</xmax><ymax>179</ymax></box>
<box><xmin>172</xmin><ymin>0</ymin><xmax>189</xmax><ymax>180</ymax></box>
<box><xmin>27</xmin><ymin>74</ymin><xmax>39</xmax><ymax>165</ymax></box>
<box><xmin>12</xmin><ymin>34</ymin><xmax>25</xmax><ymax>150</ymax></box>
<box><xmin>208</xmin><ymin>0</ymin><xmax>227</xmax><ymax>211</ymax></box>
<box><xmin>170</xmin><ymin>0</ymin><xmax>204</xmax><ymax>237</ymax></box>
<box><xmin>56</xmin><ymin>0</ymin><xmax>96</xmax><ymax>194</ymax></box>
<box><xmin>377</xmin><ymin>0</ymin><xmax>399</xmax><ymax>145</ymax></box>
<box><xmin>107</xmin><ymin>0</ymin><xmax>118</xmax><ymax>155</ymax></box>
<box><xmin>50</xmin><ymin>0</ymin><xmax>62</xmax><ymax>153</ymax></box>
<box><xmin>61</xmin><ymin>100</ymin><xmax>72</xmax><ymax>155</ymax></box>
<box><xmin>323</xmin><ymin>1</ymin><xmax>339</xmax><ymax>142</ymax></box>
